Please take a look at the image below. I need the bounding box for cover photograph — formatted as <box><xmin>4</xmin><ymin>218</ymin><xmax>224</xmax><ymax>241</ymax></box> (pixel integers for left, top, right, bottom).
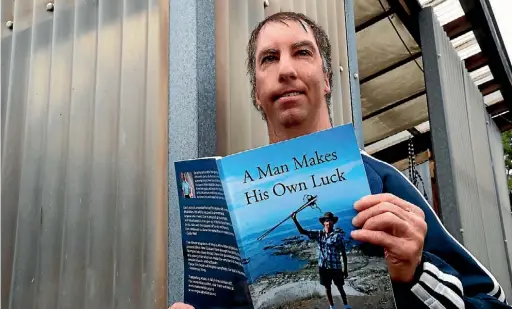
<box><xmin>174</xmin><ymin>124</ymin><xmax>397</xmax><ymax>309</ymax></box>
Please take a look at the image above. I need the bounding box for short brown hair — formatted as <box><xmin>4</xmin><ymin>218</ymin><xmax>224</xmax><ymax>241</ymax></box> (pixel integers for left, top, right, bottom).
<box><xmin>246</xmin><ymin>12</ymin><xmax>333</xmax><ymax>119</ymax></box>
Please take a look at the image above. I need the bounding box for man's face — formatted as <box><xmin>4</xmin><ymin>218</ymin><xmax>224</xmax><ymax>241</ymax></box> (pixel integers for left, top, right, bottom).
<box><xmin>254</xmin><ymin>20</ymin><xmax>330</xmax><ymax>128</ymax></box>
<box><xmin>323</xmin><ymin>219</ymin><xmax>334</xmax><ymax>231</ymax></box>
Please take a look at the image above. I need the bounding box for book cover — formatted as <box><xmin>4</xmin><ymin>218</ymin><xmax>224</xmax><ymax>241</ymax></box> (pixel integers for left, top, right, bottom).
<box><xmin>174</xmin><ymin>124</ymin><xmax>397</xmax><ymax>309</ymax></box>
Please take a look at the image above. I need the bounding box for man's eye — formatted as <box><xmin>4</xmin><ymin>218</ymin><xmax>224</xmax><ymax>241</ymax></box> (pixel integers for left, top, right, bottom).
<box><xmin>297</xmin><ymin>49</ymin><xmax>312</xmax><ymax>56</ymax></box>
<box><xmin>262</xmin><ymin>55</ymin><xmax>277</xmax><ymax>63</ymax></box>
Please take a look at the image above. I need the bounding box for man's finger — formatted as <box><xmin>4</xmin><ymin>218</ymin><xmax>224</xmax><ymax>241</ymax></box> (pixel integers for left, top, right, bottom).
<box><xmin>353</xmin><ymin>202</ymin><xmax>427</xmax><ymax>237</ymax></box>
<box><xmin>350</xmin><ymin>229</ymin><xmax>400</xmax><ymax>250</ymax></box>
<box><xmin>169</xmin><ymin>303</ymin><xmax>194</xmax><ymax>309</ymax></box>
<box><xmin>361</xmin><ymin>212</ymin><xmax>411</xmax><ymax>236</ymax></box>
<box><xmin>354</xmin><ymin>194</ymin><xmax>396</xmax><ymax>211</ymax></box>
<box><xmin>354</xmin><ymin>193</ymin><xmax>425</xmax><ymax>219</ymax></box>
<box><xmin>352</xmin><ymin>202</ymin><xmax>410</xmax><ymax>227</ymax></box>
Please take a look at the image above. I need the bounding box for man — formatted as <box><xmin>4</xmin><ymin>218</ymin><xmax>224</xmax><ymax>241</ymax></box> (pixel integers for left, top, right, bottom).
<box><xmin>292</xmin><ymin>211</ymin><xmax>350</xmax><ymax>309</ymax></box>
<box><xmin>181</xmin><ymin>174</ymin><xmax>192</xmax><ymax>198</ymax></box>
<box><xmin>171</xmin><ymin>11</ymin><xmax>511</xmax><ymax>309</ymax></box>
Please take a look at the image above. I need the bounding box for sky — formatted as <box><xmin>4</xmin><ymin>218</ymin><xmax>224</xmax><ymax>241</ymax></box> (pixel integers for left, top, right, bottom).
<box><xmin>218</xmin><ymin>125</ymin><xmax>371</xmax><ymax>240</ymax></box>
<box><xmin>489</xmin><ymin>0</ymin><xmax>512</xmax><ymax>60</ymax></box>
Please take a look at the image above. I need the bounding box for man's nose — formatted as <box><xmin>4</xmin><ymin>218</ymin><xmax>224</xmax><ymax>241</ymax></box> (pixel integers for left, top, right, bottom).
<box><xmin>278</xmin><ymin>55</ymin><xmax>297</xmax><ymax>82</ymax></box>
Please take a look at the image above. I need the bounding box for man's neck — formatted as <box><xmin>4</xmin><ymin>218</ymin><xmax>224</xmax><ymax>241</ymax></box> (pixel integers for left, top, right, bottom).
<box><xmin>267</xmin><ymin>117</ymin><xmax>332</xmax><ymax>144</ymax></box>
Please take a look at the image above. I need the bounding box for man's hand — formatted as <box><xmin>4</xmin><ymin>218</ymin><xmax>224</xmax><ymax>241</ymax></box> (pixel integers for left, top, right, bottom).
<box><xmin>344</xmin><ymin>271</ymin><xmax>348</xmax><ymax>279</ymax></box>
<box><xmin>291</xmin><ymin>212</ymin><xmax>297</xmax><ymax>220</ymax></box>
<box><xmin>351</xmin><ymin>193</ymin><xmax>427</xmax><ymax>283</ymax></box>
<box><xmin>169</xmin><ymin>303</ymin><xmax>194</xmax><ymax>309</ymax></box>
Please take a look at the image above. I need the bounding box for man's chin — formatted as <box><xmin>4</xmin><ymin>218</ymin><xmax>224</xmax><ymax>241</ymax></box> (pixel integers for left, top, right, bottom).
<box><xmin>277</xmin><ymin>109</ymin><xmax>308</xmax><ymax>128</ymax></box>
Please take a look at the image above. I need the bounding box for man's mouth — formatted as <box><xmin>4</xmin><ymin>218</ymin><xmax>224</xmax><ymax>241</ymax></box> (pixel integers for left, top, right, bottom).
<box><xmin>275</xmin><ymin>91</ymin><xmax>304</xmax><ymax>101</ymax></box>
<box><xmin>281</xmin><ymin>91</ymin><xmax>302</xmax><ymax>97</ymax></box>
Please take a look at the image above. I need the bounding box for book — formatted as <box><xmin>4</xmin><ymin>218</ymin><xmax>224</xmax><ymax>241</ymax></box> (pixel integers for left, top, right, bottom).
<box><xmin>174</xmin><ymin>124</ymin><xmax>397</xmax><ymax>309</ymax></box>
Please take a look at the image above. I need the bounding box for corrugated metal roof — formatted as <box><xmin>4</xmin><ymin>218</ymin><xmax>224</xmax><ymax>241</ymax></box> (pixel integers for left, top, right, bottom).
<box><xmin>451</xmin><ymin>31</ymin><xmax>482</xmax><ymax>60</ymax></box>
<box><xmin>419</xmin><ymin>0</ymin><xmax>464</xmax><ymax>26</ymax></box>
<box><xmin>418</xmin><ymin>0</ymin><xmax>461</xmax><ymax>20</ymax></box>
<box><xmin>365</xmin><ymin>130</ymin><xmax>412</xmax><ymax>154</ymax></box>
<box><xmin>470</xmin><ymin>65</ymin><xmax>494</xmax><ymax>86</ymax></box>
<box><xmin>371</xmin><ymin>0</ymin><xmax>494</xmax><ymax>145</ymax></box>
<box><xmin>357</xmin><ymin>0</ymin><xmax>495</xmax><ymax>149</ymax></box>
<box><xmin>419</xmin><ymin>0</ymin><xmax>483</xmax><ymax>63</ymax></box>
<box><xmin>485</xmin><ymin>90</ymin><xmax>504</xmax><ymax>106</ymax></box>
<box><xmin>415</xmin><ymin>120</ymin><xmax>431</xmax><ymax>133</ymax></box>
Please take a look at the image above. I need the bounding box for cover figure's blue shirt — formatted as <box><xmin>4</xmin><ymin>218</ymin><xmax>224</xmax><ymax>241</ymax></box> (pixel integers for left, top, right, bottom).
<box><xmin>361</xmin><ymin>151</ymin><xmax>511</xmax><ymax>309</ymax></box>
<box><xmin>306</xmin><ymin>229</ymin><xmax>346</xmax><ymax>270</ymax></box>
<box><xmin>182</xmin><ymin>180</ymin><xmax>191</xmax><ymax>195</ymax></box>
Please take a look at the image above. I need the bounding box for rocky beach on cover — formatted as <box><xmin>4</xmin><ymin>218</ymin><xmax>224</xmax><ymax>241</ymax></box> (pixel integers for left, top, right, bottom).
<box><xmin>249</xmin><ymin>235</ymin><xmax>396</xmax><ymax>309</ymax></box>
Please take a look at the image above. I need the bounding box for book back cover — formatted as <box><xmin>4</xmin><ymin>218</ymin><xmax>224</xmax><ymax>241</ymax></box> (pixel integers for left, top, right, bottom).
<box><xmin>174</xmin><ymin>158</ymin><xmax>253</xmax><ymax>309</ymax></box>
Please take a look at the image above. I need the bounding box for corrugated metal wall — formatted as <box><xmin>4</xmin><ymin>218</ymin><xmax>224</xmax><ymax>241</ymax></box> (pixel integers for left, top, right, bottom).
<box><xmin>487</xmin><ymin>115</ymin><xmax>512</xmax><ymax>286</ymax></box>
<box><xmin>421</xmin><ymin>5</ymin><xmax>486</xmax><ymax>251</ymax></box>
<box><xmin>215</xmin><ymin>0</ymin><xmax>353</xmax><ymax>156</ymax></box>
<box><xmin>1</xmin><ymin>0</ymin><xmax>169</xmax><ymax>308</ymax></box>
<box><xmin>420</xmin><ymin>6</ymin><xmax>512</xmax><ymax>298</ymax></box>
<box><xmin>464</xmin><ymin>64</ymin><xmax>512</xmax><ymax>297</ymax></box>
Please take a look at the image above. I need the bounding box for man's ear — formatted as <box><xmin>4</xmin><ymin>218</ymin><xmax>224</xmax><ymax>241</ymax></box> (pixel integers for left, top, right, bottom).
<box><xmin>255</xmin><ymin>91</ymin><xmax>263</xmax><ymax>111</ymax></box>
<box><xmin>255</xmin><ymin>94</ymin><xmax>268</xmax><ymax>120</ymax></box>
<box><xmin>324</xmin><ymin>73</ymin><xmax>331</xmax><ymax>94</ymax></box>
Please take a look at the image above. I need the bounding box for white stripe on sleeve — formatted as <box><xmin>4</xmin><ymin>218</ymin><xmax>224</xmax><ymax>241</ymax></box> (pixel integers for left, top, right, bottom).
<box><xmin>412</xmin><ymin>283</ymin><xmax>448</xmax><ymax>309</ymax></box>
<box><xmin>423</xmin><ymin>262</ymin><xmax>464</xmax><ymax>295</ymax></box>
<box><xmin>420</xmin><ymin>272</ymin><xmax>465</xmax><ymax>309</ymax></box>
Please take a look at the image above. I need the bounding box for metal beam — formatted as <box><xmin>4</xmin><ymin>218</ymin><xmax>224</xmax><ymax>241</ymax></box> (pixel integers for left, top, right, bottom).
<box><xmin>465</xmin><ymin>52</ymin><xmax>488</xmax><ymax>72</ymax></box>
<box><xmin>355</xmin><ymin>10</ymin><xmax>393</xmax><ymax>32</ymax></box>
<box><xmin>444</xmin><ymin>15</ymin><xmax>471</xmax><ymax>39</ymax></box>
<box><xmin>386</xmin><ymin>0</ymin><xmax>423</xmax><ymax>45</ymax></box>
<box><xmin>408</xmin><ymin>127</ymin><xmax>422</xmax><ymax>136</ymax></box>
<box><xmin>372</xmin><ymin>131</ymin><xmax>432</xmax><ymax>164</ymax></box>
<box><xmin>487</xmin><ymin>100</ymin><xmax>506</xmax><ymax>115</ymax></box>
<box><xmin>479</xmin><ymin>80</ymin><xmax>501</xmax><ymax>96</ymax></box>
<box><xmin>362</xmin><ymin>90</ymin><xmax>425</xmax><ymax>120</ymax></box>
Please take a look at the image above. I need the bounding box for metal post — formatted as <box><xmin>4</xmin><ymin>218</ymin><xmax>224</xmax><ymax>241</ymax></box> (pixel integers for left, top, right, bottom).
<box><xmin>344</xmin><ymin>0</ymin><xmax>364</xmax><ymax>148</ymax></box>
<box><xmin>419</xmin><ymin>7</ymin><xmax>464</xmax><ymax>242</ymax></box>
<box><xmin>168</xmin><ymin>0</ymin><xmax>216</xmax><ymax>304</ymax></box>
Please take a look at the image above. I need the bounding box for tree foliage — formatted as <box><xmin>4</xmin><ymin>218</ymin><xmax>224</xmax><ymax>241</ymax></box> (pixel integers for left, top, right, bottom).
<box><xmin>501</xmin><ymin>130</ymin><xmax>512</xmax><ymax>191</ymax></box>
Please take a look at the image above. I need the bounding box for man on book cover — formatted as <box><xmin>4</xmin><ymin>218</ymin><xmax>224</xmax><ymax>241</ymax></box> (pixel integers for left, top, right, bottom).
<box><xmin>181</xmin><ymin>172</ymin><xmax>193</xmax><ymax>198</ymax></box>
<box><xmin>292</xmin><ymin>211</ymin><xmax>351</xmax><ymax>309</ymax></box>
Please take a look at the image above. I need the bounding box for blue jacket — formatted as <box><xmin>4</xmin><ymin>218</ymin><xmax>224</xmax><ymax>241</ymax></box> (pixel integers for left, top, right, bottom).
<box><xmin>361</xmin><ymin>152</ymin><xmax>511</xmax><ymax>308</ymax></box>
